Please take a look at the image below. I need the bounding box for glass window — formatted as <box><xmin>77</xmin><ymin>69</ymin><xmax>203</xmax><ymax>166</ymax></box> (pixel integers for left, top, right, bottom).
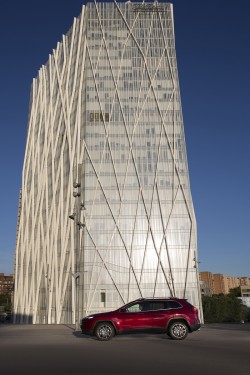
<box><xmin>147</xmin><ymin>302</ymin><xmax>165</xmax><ymax>311</ymax></box>
<box><xmin>126</xmin><ymin>303</ymin><xmax>144</xmax><ymax>312</ymax></box>
<box><xmin>167</xmin><ymin>301</ymin><xmax>182</xmax><ymax>309</ymax></box>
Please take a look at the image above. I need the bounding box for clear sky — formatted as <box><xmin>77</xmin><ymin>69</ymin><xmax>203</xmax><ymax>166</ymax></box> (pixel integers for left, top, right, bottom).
<box><xmin>0</xmin><ymin>0</ymin><xmax>249</xmax><ymax>277</ymax></box>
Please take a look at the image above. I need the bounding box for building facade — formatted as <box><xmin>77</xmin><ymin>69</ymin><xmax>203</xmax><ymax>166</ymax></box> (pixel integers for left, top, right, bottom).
<box><xmin>239</xmin><ymin>277</ymin><xmax>250</xmax><ymax>287</ymax></box>
<box><xmin>0</xmin><ymin>273</ymin><xmax>14</xmax><ymax>295</ymax></box>
<box><xmin>200</xmin><ymin>272</ymin><xmax>250</xmax><ymax>295</ymax></box>
<box><xmin>199</xmin><ymin>272</ymin><xmax>214</xmax><ymax>296</ymax></box>
<box><xmin>241</xmin><ymin>286</ymin><xmax>250</xmax><ymax>297</ymax></box>
<box><xmin>14</xmin><ymin>1</ymin><xmax>202</xmax><ymax>324</ymax></box>
<box><xmin>240</xmin><ymin>286</ymin><xmax>250</xmax><ymax>309</ymax></box>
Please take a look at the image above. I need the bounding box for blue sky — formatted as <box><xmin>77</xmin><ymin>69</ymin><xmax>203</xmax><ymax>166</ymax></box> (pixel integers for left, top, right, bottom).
<box><xmin>0</xmin><ymin>0</ymin><xmax>249</xmax><ymax>277</ymax></box>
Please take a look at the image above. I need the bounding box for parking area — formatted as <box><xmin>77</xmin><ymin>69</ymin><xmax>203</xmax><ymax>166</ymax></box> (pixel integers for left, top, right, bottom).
<box><xmin>0</xmin><ymin>323</ymin><xmax>250</xmax><ymax>375</ymax></box>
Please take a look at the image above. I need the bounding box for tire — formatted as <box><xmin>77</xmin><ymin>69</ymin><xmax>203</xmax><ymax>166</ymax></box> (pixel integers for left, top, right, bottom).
<box><xmin>94</xmin><ymin>322</ymin><xmax>115</xmax><ymax>341</ymax></box>
<box><xmin>168</xmin><ymin>321</ymin><xmax>188</xmax><ymax>340</ymax></box>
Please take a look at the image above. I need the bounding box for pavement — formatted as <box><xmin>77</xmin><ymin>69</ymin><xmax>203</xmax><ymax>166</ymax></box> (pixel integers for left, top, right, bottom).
<box><xmin>0</xmin><ymin>323</ymin><xmax>250</xmax><ymax>375</ymax></box>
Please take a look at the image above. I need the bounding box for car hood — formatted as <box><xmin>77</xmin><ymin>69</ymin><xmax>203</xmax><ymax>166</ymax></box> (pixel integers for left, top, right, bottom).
<box><xmin>84</xmin><ymin>311</ymin><xmax>117</xmax><ymax>319</ymax></box>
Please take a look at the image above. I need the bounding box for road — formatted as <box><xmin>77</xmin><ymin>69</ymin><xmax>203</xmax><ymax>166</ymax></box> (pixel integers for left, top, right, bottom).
<box><xmin>0</xmin><ymin>323</ymin><xmax>250</xmax><ymax>375</ymax></box>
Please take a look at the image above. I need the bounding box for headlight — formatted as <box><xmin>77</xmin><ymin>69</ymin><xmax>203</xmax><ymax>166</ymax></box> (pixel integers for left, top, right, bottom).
<box><xmin>85</xmin><ymin>315</ymin><xmax>94</xmax><ymax>319</ymax></box>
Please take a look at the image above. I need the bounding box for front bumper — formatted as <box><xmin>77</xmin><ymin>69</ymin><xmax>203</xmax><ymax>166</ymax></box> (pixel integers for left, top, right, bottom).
<box><xmin>80</xmin><ymin>320</ymin><xmax>93</xmax><ymax>335</ymax></box>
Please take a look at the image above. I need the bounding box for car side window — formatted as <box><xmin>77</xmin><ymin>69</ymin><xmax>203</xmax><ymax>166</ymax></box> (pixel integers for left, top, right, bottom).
<box><xmin>167</xmin><ymin>301</ymin><xmax>182</xmax><ymax>309</ymax></box>
<box><xmin>126</xmin><ymin>303</ymin><xmax>143</xmax><ymax>312</ymax></box>
<box><xmin>147</xmin><ymin>302</ymin><xmax>165</xmax><ymax>311</ymax></box>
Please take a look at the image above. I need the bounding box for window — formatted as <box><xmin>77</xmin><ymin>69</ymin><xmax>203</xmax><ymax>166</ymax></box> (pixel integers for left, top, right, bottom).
<box><xmin>100</xmin><ymin>292</ymin><xmax>106</xmax><ymax>303</ymax></box>
<box><xmin>147</xmin><ymin>302</ymin><xmax>165</xmax><ymax>311</ymax></box>
<box><xmin>126</xmin><ymin>303</ymin><xmax>143</xmax><ymax>312</ymax></box>
<box><xmin>167</xmin><ymin>301</ymin><xmax>182</xmax><ymax>309</ymax></box>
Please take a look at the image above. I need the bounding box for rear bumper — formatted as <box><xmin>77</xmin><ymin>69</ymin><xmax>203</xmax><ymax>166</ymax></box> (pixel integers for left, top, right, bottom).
<box><xmin>189</xmin><ymin>322</ymin><xmax>201</xmax><ymax>332</ymax></box>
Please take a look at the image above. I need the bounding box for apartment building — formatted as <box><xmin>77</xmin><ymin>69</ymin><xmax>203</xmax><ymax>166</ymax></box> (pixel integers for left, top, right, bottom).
<box><xmin>199</xmin><ymin>272</ymin><xmax>214</xmax><ymax>296</ymax></box>
<box><xmin>0</xmin><ymin>273</ymin><xmax>14</xmax><ymax>295</ymax></box>
<box><xmin>200</xmin><ymin>272</ymin><xmax>250</xmax><ymax>295</ymax></box>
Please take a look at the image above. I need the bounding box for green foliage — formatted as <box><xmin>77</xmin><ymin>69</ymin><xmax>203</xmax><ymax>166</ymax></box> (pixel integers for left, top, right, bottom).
<box><xmin>202</xmin><ymin>294</ymin><xmax>245</xmax><ymax>323</ymax></box>
<box><xmin>228</xmin><ymin>286</ymin><xmax>241</xmax><ymax>297</ymax></box>
<box><xmin>0</xmin><ymin>293</ymin><xmax>12</xmax><ymax>311</ymax></box>
<box><xmin>241</xmin><ymin>304</ymin><xmax>250</xmax><ymax>321</ymax></box>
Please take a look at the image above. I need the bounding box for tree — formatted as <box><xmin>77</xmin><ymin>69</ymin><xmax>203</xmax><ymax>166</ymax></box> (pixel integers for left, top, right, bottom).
<box><xmin>0</xmin><ymin>293</ymin><xmax>12</xmax><ymax>311</ymax></box>
<box><xmin>228</xmin><ymin>286</ymin><xmax>241</xmax><ymax>297</ymax></box>
<box><xmin>202</xmin><ymin>294</ymin><xmax>245</xmax><ymax>323</ymax></box>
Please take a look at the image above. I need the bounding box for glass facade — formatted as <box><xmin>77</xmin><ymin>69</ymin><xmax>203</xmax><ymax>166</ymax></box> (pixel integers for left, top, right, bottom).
<box><xmin>14</xmin><ymin>1</ymin><xmax>202</xmax><ymax>324</ymax></box>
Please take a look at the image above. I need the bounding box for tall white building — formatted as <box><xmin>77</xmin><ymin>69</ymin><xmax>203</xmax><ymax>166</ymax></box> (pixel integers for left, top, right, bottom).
<box><xmin>14</xmin><ymin>1</ymin><xmax>202</xmax><ymax>324</ymax></box>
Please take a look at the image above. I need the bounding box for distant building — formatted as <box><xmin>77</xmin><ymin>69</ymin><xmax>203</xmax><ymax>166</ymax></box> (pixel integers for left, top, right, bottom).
<box><xmin>227</xmin><ymin>275</ymin><xmax>240</xmax><ymax>291</ymax></box>
<box><xmin>199</xmin><ymin>272</ymin><xmax>250</xmax><ymax>295</ymax></box>
<box><xmin>240</xmin><ymin>285</ymin><xmax>250</xmax><ymax>298</ymax></box>
<box><xmin>212</xmin><ymin>274</ymin><xmax>228</xmax><ymax>294</ymax></box>
<box><xmin>199</xmin><ymin>272</ymin><xmax>213</xmax><ymax>296</ymax></box>
<box><xmin>239</xmin><ymin>277</ymin><xmax>250</xmax><ymax>286</ymax></box>
<box><xmin>0</xmin><ymin>273</ymin><xmax>14</xmax><ymax>295</ymax></box>
<box><xmin>240</xmin><ymin>286</ymin><xmax>250</xmax><ymax>309</ymax></box>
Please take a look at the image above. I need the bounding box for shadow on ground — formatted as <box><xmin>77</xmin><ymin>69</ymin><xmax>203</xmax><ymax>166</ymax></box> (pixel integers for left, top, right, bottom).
<box><xmin>72</xmin><ymin>329</ymin><xmax>170</xmax><ymax>340</ymax></box>
<box><xmin>204</xmin><ymin>323</ymin><xmax>250</xmax><ymax>331</ymax></box>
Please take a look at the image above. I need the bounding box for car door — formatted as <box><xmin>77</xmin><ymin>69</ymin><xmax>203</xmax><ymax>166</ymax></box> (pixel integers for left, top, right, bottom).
<box><xmin>146</xmin><ymin>301</ymin><xmax>170</xmax><ymax>328</ymax></box>
<box><xmin>116</xmin><ymin>302</ymin><xmax>152</xmax><ymax>330</ymax></box>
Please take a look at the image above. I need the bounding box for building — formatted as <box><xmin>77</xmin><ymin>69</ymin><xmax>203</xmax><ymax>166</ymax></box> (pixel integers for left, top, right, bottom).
<box><xmin>199</xmin><ymin>272</ymin><xmax>214</xmax><ymax>296</ymax></box>
<box><xmin>241</xmin><ymin>286</ymin><xmax>250</xmax><ymax>297</ymax></box>
<box><xmin>14</xmin><ymin>1</ymin><xmax>202</xmax><ymax>324</ymax></box>
<box><xmin>239</xmin><ymin>277</ymin><xmax>250</xmax><ymax>286</ymax></box>
<box><xmin>199</xmin><ymin>272</ymin><xmax>250</xmax><ymax>295</ymax></box>
<box><xmin>240</xmin><ymin>286</ymin><xmax>250</xmax><ymax>309</ymax></box>
<box><xmin>0</xmin><ymin>273</ymin><xmax>14</xmax><ymax>295</ymax></box>
<box><xmin>227</xmin><ymin>275</ymin><xmax>240</xmax><ymax>291</ymax></box>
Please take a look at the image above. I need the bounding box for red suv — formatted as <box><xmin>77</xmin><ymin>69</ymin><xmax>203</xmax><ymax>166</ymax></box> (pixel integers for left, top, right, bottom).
<box><xmin>80</xmin><ymin>298</ymin><xmax>201</xmax><ymax>341</ymax></box>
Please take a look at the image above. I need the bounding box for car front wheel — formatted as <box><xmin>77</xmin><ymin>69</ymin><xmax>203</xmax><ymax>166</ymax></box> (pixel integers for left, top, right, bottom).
<box><xmin>94</xmin><ymin>322</ymin><xmax>115</xmax><ymax>341</ymax></box>
<box><xmin>168</xmin><ymin>321</ymin><xmax>188</xmax><ymax>340</ymax></box>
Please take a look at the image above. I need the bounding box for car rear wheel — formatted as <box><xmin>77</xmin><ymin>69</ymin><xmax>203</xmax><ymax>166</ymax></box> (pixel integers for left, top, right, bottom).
<box><xmin>94</xmin><ymin>322</ymin><xmax>114</xmax><ymax>341</ymax></box>
<box><xmin>168</xmin><ymin>321</ymin><xmax>188</xmax><ymax>340</ymax></box>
